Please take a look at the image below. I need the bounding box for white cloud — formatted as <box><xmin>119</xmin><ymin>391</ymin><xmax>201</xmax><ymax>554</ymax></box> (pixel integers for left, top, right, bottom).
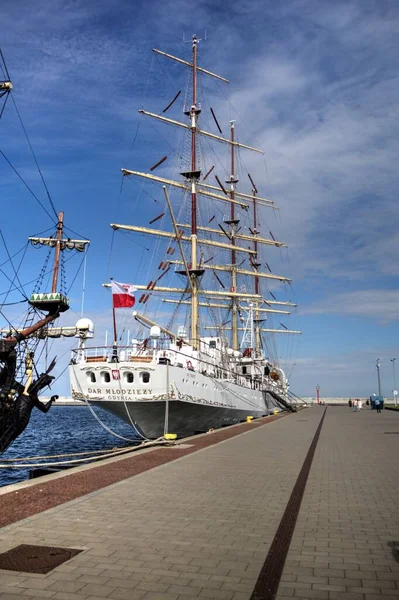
<box><xmin>302</xmin><ymin>289</ymin><xmax>399</xmax><ymax>322</ymax></box>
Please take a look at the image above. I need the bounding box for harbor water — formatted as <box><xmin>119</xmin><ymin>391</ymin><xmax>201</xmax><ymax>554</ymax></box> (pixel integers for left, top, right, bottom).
<box><xmin>0</xmin><ymin>405</ymin><xmax>140</xmax><ymax>487</ymax></box>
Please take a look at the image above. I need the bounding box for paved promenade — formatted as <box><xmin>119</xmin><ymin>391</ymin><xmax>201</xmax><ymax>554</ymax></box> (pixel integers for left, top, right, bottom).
<box><xmin>0</xmin><ymin>406</ymin><xmax>398</xmax><ymax>600</ymax></box>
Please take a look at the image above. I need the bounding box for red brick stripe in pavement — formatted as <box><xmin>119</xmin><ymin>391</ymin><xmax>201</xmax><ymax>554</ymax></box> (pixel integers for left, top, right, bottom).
<box><xmin>0</xmin><ymin>413</ymin><xmax>288</xmax><ymax>529</ymax></box>
<box><xmin>250</xmin><ymin>407</ymin><xmax>327</xmax><ymax>600</ymax></box>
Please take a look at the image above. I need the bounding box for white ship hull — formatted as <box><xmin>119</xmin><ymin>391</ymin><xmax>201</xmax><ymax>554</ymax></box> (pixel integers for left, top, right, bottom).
<box><xmin>70</xmin><ymin>362</ymin><xmax>280</xmax><ymax>438</ymax></box>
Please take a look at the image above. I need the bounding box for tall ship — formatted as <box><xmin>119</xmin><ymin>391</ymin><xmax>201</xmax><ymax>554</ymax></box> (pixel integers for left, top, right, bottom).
<box><xmin>69</xmin><ymin>36</ymin><xmax>302</xmax><ymax>438</ymax></box>
<box><xmin>0</xmin><ymin>53</ymin><xmax>89</xmax><ymax>452</ymax></box>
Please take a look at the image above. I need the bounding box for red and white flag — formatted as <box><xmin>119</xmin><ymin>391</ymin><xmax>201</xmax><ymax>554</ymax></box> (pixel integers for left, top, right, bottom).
<box><xmin>111</xmin><ymin>280</ymin><xmax>136</xmax><ymax>308</ymax></box>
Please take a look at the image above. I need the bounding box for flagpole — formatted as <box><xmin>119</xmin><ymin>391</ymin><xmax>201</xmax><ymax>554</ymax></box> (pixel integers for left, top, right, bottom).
<box><xmin>111</xmin><ymin>278</ymin><xmax>118</xmax><ymax>362</ymax></box>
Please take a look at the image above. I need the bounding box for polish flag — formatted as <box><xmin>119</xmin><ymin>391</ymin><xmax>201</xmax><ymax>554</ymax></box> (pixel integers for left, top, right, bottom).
<box><xmin>111</xmin><ymin>280</ymin><xmax>137</xmax><ymax>308</ymax></box>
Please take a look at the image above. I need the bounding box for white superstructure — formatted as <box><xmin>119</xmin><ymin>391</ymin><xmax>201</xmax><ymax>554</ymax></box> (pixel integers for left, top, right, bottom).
<box><xmin>70</xmin><ymin>326</ymin><xmax>291</xmax><ymax>438</ymax></box>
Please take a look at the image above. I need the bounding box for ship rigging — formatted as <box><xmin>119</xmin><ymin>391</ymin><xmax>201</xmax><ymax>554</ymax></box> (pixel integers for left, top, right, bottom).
<box><xmin>70</xmin><ymin>36</ymin><xmax>302</xmax><ymax>438</ymax></box>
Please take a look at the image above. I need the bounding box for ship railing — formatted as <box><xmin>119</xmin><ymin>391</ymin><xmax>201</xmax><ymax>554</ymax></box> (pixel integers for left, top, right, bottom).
<box><xmin>70</xmin><ymin>343</ymin><xmax>157</xmax><ymax>364</ymax></box>
<box><xmin>71</xmin><ymin>342</ymin><xmax>285</xmax><ymax>392</ymax></box>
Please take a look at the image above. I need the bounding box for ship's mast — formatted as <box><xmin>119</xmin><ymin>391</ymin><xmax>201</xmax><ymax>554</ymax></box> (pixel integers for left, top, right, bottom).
<box><xmin>51</xmin><ymin>211</ymin><xmax>64</xmax><ymax>293</ymax></box>
<box><xmin>253</xmin><ymin>187</ymin><xmax>261</xmax><ymax>356</ymax></box>
<box><xmin>228</xmin><ymin>121</ymin><xmax>239</xmax><ymax>350</ymax></box>
<box><xmin>248</xmin><ymin>173</ymin><xmax>261</xmax><ymax>356</ymax></box>
<box><xmin>190</xmin><ymin>35</ymin><xmax>199</xmax><ymax>350</ymax></box>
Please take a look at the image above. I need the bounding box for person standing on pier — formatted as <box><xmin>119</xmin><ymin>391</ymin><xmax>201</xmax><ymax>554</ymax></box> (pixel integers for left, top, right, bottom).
<box><xmin>375</xmin><ymin>397</ymin><xmax>382</xmax><ymax>413</ymax></box>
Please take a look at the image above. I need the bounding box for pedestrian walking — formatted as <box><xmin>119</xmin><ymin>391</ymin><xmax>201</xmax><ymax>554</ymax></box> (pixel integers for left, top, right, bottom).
<box><xmin>375</xmin><ymin>398</ymin><xmax>381</xmax><ymax>413</ymax></box>
<box><xmin>358</xmin><ymin>399</ymin><xmax>363</xmax><ymax>410</ymax></box>
<box><xmin>353</xmin><ymin>399</ymin><xmax>359</xmax><ymax>412</ymax></box>
<box><xmin>348</xmin><ymin>399</ymin><xmax>352</xmax><ymax>408</ymax></box>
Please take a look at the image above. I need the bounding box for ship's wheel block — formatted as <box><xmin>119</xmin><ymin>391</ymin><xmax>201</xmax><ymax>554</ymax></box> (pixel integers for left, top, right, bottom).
<box><xmin>29</xmin><ymin>293</ymin><xmax>69</xmax><ymax>313</ymax></box>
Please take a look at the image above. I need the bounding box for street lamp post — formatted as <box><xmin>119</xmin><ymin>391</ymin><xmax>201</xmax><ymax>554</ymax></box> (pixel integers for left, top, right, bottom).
<box><xmin>391</xmin><ymin>358</ymin><xmax>397</xmax><ymax>406</ymax></box>
<box><xmin>376</xmin><ymin>359</ymin><xmax>382</xmax><ymax>397</ymax></box>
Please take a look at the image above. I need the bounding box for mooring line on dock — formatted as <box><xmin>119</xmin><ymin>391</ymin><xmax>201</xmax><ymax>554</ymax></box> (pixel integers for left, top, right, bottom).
<box><xmin>250</xmin><ymin>407</ymin><xmax>327</xmax><ymax>600</ymax></box>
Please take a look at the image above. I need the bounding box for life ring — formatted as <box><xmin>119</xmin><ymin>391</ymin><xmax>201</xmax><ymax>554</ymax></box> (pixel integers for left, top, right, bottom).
<box><xmin>269</xmin><ymin>370</ymin><xmax>280</xmax><ymax>381</ymax></box>
<box><xmin>186</xmin><ymin>360</ymin><xmax>194</xmax><ymax>371</ymax></box>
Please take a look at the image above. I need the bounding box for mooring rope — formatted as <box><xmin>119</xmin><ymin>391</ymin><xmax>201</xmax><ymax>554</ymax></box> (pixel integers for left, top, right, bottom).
<box><xmin>0</xmin><ymin>437</ymin><xmax>175</xmax><ymax>470</ymax></box>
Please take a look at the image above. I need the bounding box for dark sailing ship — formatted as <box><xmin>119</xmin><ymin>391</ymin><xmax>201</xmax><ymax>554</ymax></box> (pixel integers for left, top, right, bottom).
<box><xmin>0</xmin><ymin>56</ymin><xmax>89</xmax><ymax>453</ymax></box>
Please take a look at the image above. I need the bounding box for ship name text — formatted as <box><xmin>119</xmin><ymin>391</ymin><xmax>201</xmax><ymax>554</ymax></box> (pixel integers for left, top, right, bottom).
<box><xmin>88</xmin><ymin>388</ymin><xmax>153</xmax><ymax>396</ymax></box>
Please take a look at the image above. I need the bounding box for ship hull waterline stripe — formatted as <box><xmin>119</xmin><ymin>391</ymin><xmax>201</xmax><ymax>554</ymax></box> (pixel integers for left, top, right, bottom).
<box><xmin>250</xmin><ymin>407</ymin><xmax>327</xmax><ymax>600</ymax></box>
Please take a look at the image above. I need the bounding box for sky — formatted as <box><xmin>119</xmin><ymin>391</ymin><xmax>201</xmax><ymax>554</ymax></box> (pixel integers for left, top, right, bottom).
<box><xmin>1</xmin><ymin>0</ymin><xmax>398</xmax><ymax>399</ymax></box>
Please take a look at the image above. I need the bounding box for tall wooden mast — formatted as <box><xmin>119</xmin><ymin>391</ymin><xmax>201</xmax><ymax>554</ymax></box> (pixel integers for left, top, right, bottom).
<box><xmin>248</xmin><ymin>173</ymin><xmax>261</xmax><ymax>356</ymax></box>
<box><xmin>189</xmin><ymin>34</ymin><xmax>199</xmax><ymax>349</ymax></box>
<box><xmin>253</xmin><ymin>186</ymin><xmax>261</xmax><ymax>356</ymax></box>
<box><xmin>228</xmin><ymin>121</ymin><xmax>239</xmax><ymax>350</ymax></box>
<box><xmin>51</xmin><ymin>211</ymin><xmax>64</xmax><ymax>293</ymax></box>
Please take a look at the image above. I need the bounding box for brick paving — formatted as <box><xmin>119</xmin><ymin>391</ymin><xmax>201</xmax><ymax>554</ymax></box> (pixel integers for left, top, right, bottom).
<box><xmin>0</xmin><ymin>413</ymin><xmax>286</xmax><ymax>528</ymax></box>
<box><xmin>276</xmin><ymin>406</ymin><xmax>399</xmax><ymax>600</ymax></box>
<box><xmin>0</xmin><ymin>406</ymin><xmax>398</xmax><ymax>599</ymax></box>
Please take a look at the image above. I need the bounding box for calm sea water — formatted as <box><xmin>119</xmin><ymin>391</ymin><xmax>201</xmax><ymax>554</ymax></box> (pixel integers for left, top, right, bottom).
<box><xmin>0</xmin><ymin>405</ymin><xmax>140</xmax><ymax>487</ymax></box>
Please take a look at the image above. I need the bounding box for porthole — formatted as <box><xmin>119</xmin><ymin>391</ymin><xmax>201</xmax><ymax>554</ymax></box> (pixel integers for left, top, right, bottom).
<box><xmin>100</xmin><ymin>371</ymin><xmax>111</xmax><ymax>383</ymax></box>
<box><xmin>141</xmin><ymin>371</ymin><xmax>150</xmax><ymax>384</ymax></box>
<box><xmin>124</xmin><ymin>372</ymin><xmax>134</xmax><ymax>383</ymax></box>
<box><xmin>87</xmin><ymin>371</ymin><xmax>96</xmax><ymax>383</ymax></box>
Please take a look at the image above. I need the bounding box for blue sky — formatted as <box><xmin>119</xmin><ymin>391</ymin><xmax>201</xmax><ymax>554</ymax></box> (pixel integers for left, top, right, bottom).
<box><xmin>1</xmin><ymin>0</ymin><xmax>398</xmax><ymax>398</ymax></box>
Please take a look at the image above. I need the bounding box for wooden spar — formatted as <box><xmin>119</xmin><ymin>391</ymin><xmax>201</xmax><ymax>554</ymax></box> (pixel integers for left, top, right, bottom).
<box><xmin>176</xmin><ymin>223</ymin><xmax>286</xmax><ymax>247</ymax></box>
<box><xmin>162</xmin><ymin>90</ymin><xmax>181</xmax><ymax>113</ymax></box>
<box><xmin>152</xmin><ymin>48</ymin><xmax>230</xmax><ymax>83</ymax></box>
<box><xmin>248</xmin><ymin>173</ymin><xmax>258</xmax><ymax>194</ymax></box>
<box><xmin>203</xmin><ymin>326</ymin><xmax>302</xmax><ymax>334</ymax></box>
<box><xmin>4</xmin><ymin>312</ymin><xmax>60</xmax><ymax>343</ymax></box>
<box><xmin>121</xmin><ymin>169</ymin><xmax>248</xmax><ymax>208</ymax></box>
<box><xmin>51</xmin><ymin>211</ymin><xmax>64</xmax><ymax>293</ymax></box>
<box><xmin>149</xmin><ymin>212</ymin><xmax>165</xmax><ymax>224</ymax></box>
<box><xmin>162</xmin><ymin>186</ymin><xmax>193</xmax><ymax>292</ymax></box>
<box><xmin>132</xmin><ymin>310</ymin><xmax>179</xmax><ymax>341</ymax></box>
<box><xmin>163</xmin><ymin>298</ymin><xmax>231</xmax><ymax>310</ymax></box>
<box><xmin>215</xmin><ymin>175</ymin><xmax>227</xmax><ymax>195</ymax></box>
<box><xmin>198</xmin><ymin>180</ymin><xmax>275</xmax><ymax>207</ymax></box>
<box><xmin>218</xmin><ymin>223</ymin><xmax>231</xmax><ymax>240</ymax></box>
<box><xmin>110</xmin><ymin>223</ymin><xmax>257</xmax><ymax>254</ymax></box>
<box><xmin>210</xmin><ymin>108</ymin><xmax>222</xmax><ymax>133</ymax></box>
<box><xmin>196</xmin><ymin>186</ymin><xmax>246</xmax><ymax>208</ymax></box>
<box><xmin>161</xmin><ymin>298</ymin><xmax>291</xmax><ymax>314</ymax></box>
<box><xmin>169</xmin><ymin>260</ymin><xmax>291</xmax><ymax>282</ymax></box>
<box><xmin>134</xmin><ymin>310</ymin><xmax>194</xmax><ymax>344</ymax></box>
<box><xmin>138</xmin><ymin>110</ymin><xmax>264</xmax><ymax>154</ymax></box>
<box><xmin>103</xmin><ymin>283</ymin><xmax>262</xmax><ymax>300</ymax></box>
<box><xmin>203</xmin><ymin>165</ymin><xmax>215</xmax><ymax>181</ymax></box>
<box><xmin>263</xmin><ymin>299</ymin><xmax>297</xmax><ymax>307</ymax></box>
<box><xmin>213</xmin><ymin>271</ymin><xmax>225</xmax><ymax>288</ymax></box>
<box><xmin>260</xmin><ymin>328</ymin><xmax>301</xmax><ymax>334</ymax></box>
<box><xmin>150</xmin><ymin>156</ymin><xmax>167</xmax><ymax>171</ymax></box>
